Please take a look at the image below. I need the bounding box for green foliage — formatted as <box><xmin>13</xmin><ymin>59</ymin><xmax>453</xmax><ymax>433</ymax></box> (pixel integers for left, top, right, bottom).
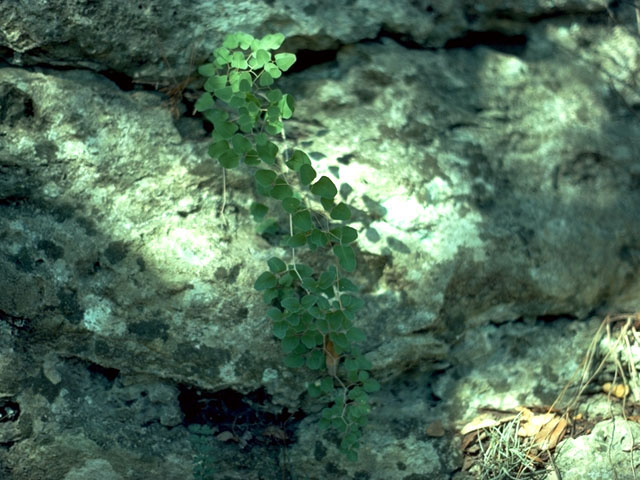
<box><xmin>188</xmin><ymin>424</ymin><xmax>218</xmax><ymax>479</ymax></box>
<box><xmin>197</xmin><ymin>31</ymin><xmax>377</xmax><ymax>462</ymax></box>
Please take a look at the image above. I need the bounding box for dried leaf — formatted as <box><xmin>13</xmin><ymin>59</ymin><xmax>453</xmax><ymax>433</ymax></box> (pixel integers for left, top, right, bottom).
<box><xmin>461</xmin><ymin>431</ymin><xmax>479</xmax><ymax>451</ymax></box>
<box><xmin>461</xmin><ymin>415</ymin><xmax>501</xmax><ymax>435</ymax></box>
<box><xmin>263</xmin><ymin>426</ymin><xmax>288</xmax><ymax>441</ymax></box>
<box><xmin>426</xmin><ymin>420</ymin><xmax>445</xmax><ymax>437</ymax></box>
<box><xmin>545</xmin><ymin>417</ymin><xmax>568</xmax><ymax>450</ymax></box>
<box><xmin>518</xmin><ymin>413</ymin><xmax>555</xmax><ymax>437</ymax></box>
<box><xmin>515</xmin><ymin>406</ymin><xmax>534</xmax><ymax>422</ymax></box>
<box><xmin>534</xmin><ymin>416</ymin><xmax>561</xmax><ymax>448</ymax></box>
<box><xmin>603</xmin><ymin>382</ymin><xmax>630</xmax><ymax>398</ymax></box>
<box><xmin>462</xmin><ymin>454</ymin><xmax>476</xmax><ymax>471</ymax></box>
<box><xmin>216</xmin><ymin>431</ymin><xmax>236</xmax><ymax>442</ymax></box>
<box><xmin>324</xmin><ymin>338</ymin><xmax>339</xmax><ymax>377</ymax></box>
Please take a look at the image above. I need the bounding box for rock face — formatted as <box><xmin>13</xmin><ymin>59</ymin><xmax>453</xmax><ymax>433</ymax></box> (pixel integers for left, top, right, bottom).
<box><xmin>1</xmin><ymin>1</ymin><xmax>639</xmax><ymax>479</ymax></box>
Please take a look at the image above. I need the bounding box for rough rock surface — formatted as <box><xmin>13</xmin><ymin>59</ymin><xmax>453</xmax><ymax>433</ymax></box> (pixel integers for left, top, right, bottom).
<box><xmin>0</xmin><ymin>0</ymin><xmax>610</xmax><ymax>82</ymax></box>
<box><xmin>0</xmin><ymin>0</ymin><xmax>639</xmax><ymax>479</ymax></box>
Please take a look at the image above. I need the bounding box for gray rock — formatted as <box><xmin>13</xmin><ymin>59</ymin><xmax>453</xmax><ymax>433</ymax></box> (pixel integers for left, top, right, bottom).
<box><xmin>0</xmin><ymin>0</ymin><xmax>610</xmax><ymax>82</ymax></box>
<box><xmin>547</xmin><ymin>418</ymin><xmax>640</xmax><ymax>480</ymax></box>
<box><xmin>0</xmin><ymin>0</ymin><xmax>639</xmax><ymax>478</ymax></box>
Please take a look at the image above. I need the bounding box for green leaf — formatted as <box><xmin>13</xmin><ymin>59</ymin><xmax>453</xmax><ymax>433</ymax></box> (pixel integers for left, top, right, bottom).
<box><xmin>263</xmin><ymin>288</ymin><xmax>278</xmax><ymax>303</ymax></box>
<box><xmin>250</xmin><ymin>202</ymin><xmax>268</xmax><ymax>221</ymax></box>
<box><xmin>214</xmin><ymin>47</ymin><xmax>231</xmax><ymax>65</ymax></box>
<box><xmin>214</xmin><ymin>120</ymin><xmax>238</xmax><ymax>139</ymax></box>
<box><xmin>346</xmin><ymin>327</ymin><xmax>366</xmax><ymax>343</ymax></box>
<box><xmin>300</xmin><ymin>294</ymin><xmax>318</xmax><ymax>308</ymax></box>
<box><xmin>306</xmin><ymin>350</ymin><xmax>325</xmax><ymax>370</ymax></box>
<box><xmin>289</xmin><ymin>313</ymin><xmax>304</xmax><ymax>327</ymax></box>
<box><xmin>320</xmin><ymin>197</ymin><xmax>335</xmax><ymax>212</ymax></box>
<box><xmin>230</xmin><ymin>51</ymin><xmax>248</xmax><ymax>69</ymax></box>
<box><xmin>307</xmin><ymin>381</ymin><xmax>322</xmax><ymax>397</ymax></box>
<box><xmin>243</xmin><ymin>149</ymin><xmax>260</xmax><ymax>165</ymax></box>
<box><xmin>316</xmin><ymin>296</ymin><xmax>331</xmax><ymax>310</ymax></box>
<box><xmin>282</xmin><ymin>335</ymin><xmax>300</xmax><ymax>354</ymax></box>
<box><xmin>265</xmin><ymin>105</ymin><xmax>278</xmax><ymax>120</ymax></box>
<box><xmin>231</xmin><ymin>134</ymin><xmax>252</xmax><ymax>153</ymax></box>
<box><xmin>311</xmin><ymin>176</ymin><xmax>338</xmax><ymax>199</ymax></box>
<box><xmin>259</xmin><ymin>33</ymin><xmax>285</xmax><ymax>51</ymax></box>
<box><xmin>330</xmin><ymin>203</ymin><xmax>352</xmax><ymax>221</ymax></box>
<box><xmin>194</xmin><ymin>93</ymin><xmax>214</xmax><ymax>112</ymax></box>
<box><xmin>259</xmin><ymin>71</ymin><xmax>274</xmax><ymax>87</ymax></box>
<box><xmin>218</xmin><ymin>150</ymin><xmax>240</xmax><ymax>168</ymax></box>
<box><xmin>330</xmin><ymin>332</ymin><xmax>349</xmax><ymax>350</ymax></box>
<box><xmin>300</xmin><ymin>279</ymin><xmax>318</xmax><ymax>293</ymax></box>
<box><xmin>250</xmin><ymin>49</ymin><xmax>271</xmax><ymax>69</ymax></box>
<box><xmin>358</xmin><ymin>370</ymin><xmax>370</xmax><ymax>382</ymax></box>
<box><xmin>272</xmin><ymin>321</ymin><xmax>288</xmax><ymax>339</ymax></box>
<box><xmin>208</xmin><ymin>140</ymin><xmax>229</xmax><ymax>158</ymax></box>
<box><xmin>269</xmin><ymin>183</ymin><xmax>293</xmax><ymax>200</ymax></box>
<box><xmin>238</xmin><ymin>117</ymin><xmax>255</xmax><ymax>134</ymax></box>
<box><xmin>275</xmin><ymin>52</ymin><xmax>296</xmax><ymax>71</ymax></box>
<box><xmin>338</xmin><ymin>226</ymin><xmax>358</xmax><ymax>244</ymax></box>
<box><xmin>327</xmin><ymin>310</ymin><xmax>345</xmax><ymax>331</ymax></box>
<box><xmin>264</xmin><ymin>62</ymin><xmax>282</xmax><ymax>79</ymax></box>
<box><xmin>206</xmin><ymin>109</ymin><xmax>228</xmax><ymax>123</ymax></box>
<box><xmin>204</xmin><ymin>75</ymin><xmax>227</xmax><ymax>91</ymax></box>
<box><xmin>214</xmin><ymin>86</ymin><xmax>234</xmax><ymax>102</ymax></box>
<box><xmin>204</xmin><ymin>109</ymin><xmax>226</xmax><ymax>127</ymax></box>
<box><xmin>344</xmin><ymin>356</ymin><xmax>359</xmax><ymax>373</ymax></box>
<box><xmin>316</xmin><ymin>317</ymin><xmax>329</xmax><ymax>333</ymax></box>
<box><xmin>267</xmin><ymin>257</ymin><xmax>287</xmax><ymax>273</ymax></box>
<box><xmin>287</xmin><ymin>150</ymin><xmax>311</xmax><ymax>172</ymax></box>
<box><xmin>255</xmin><ymin>133</ymin><xmax>268</xmax><ymax>146</ymax></box>
<box><xmin>228</xmin><ymin>95</ymin><xmax>246</xmax><ymax>109</ymax></box>
<box><xmin>254</xmin><ymin>271</ymin><xmax>277</xmax><ymax>290</ymax></box>
<box><xmin>223</xmin><ymin>34</ymin><xmax>240</xmax><ymax>49</ymax></box>
<box><xmin>283</xmin><ymin>233</ymin><xmax>306</xmax><ymax>248</ymax></box>
<box><xmin>301</xmin><ymin>330</ymin><xmax>322</xmax><ymax>348</ymax></box>
<box><xmin>278</xmin><ymin>94</ymin><xmax>295</xmax><ymax>119</ymax></box>
<box><xmin>319</xmin><ymin>376</ymin><xmax>334</xmax><ymax>393</ymax></box>
<box><xmin>198</xmin><ymin>63</ymin><xmax>217</xmax><ymax>77</ymax></box>
<box><xmin>295</xmin><ymin>264</ymin><xmax>314</xmax><ymax>278</ymax></box>
<box><xmin>257</xmin><ymin>141</ymin><xmax>278</xmax><ymax>165</ymax></box>
<box><xmin>267</xmin><ymin>307</ymin><xmax>284</xmax><ymax>321</ymax></box>
<box><xmin>292</xmin><ymin>210</ymin><xmax>313</xmax><ymax>232</ymax></box>
<box><xmin>309</xmin><ymin>229</ymin><xmax>327</xmax><ymax>248</ymax></box>
<box><xmin>344</xmin><ymin>449</ymin><xmax>358</xmax><ymax>462</ymax></box>
<box><xmin>246</xmin><ymin>100</ymin><xmax>260</xmax><ymax>116</ymax></box>
<box><xmin>236</xmin><ymin>32</ymin><xmax>254</xmax><ymax>50</ymax></box>
<box><xmin>332</xmin><ymin>418</ymin><xmax>347</xmax><ymax>434</ymax></box>
<box><xmin>239</xmin><ymin>78</ymin><xmax>252</xmax><ymax>92</ymax></box>
<box><xmin>341</xmin><ymin>429</ymin><xmax>361</xmax><ymax>448</ymax></box>
<box><xmin>341</xmin><ymin>294</ymin><xmax>364</xmax><ymax>310</ymax></box>
<box><xmin>265</xmin><ymin>120</ymin><xmax>283</xmax><ymax>136</ymax></box>
<box><xmin>318</xmin><ymin>267</ymin><xmax>337</xmax><ymax>289</ymax></box>
<box><xmin>267</xmin><ymin>89</ymin><xmax>283</xmax><ymax>103</ymax></box>
<box><xmin>283</xmin><ymin>353</ymin><xmax>305</xmax><ymax>368</ymax></box>
<box><xmin>363</xmin><ymin>378</ymin><xmax>380</xmax><ymax>393</ymax></box>
<box><xmin>337</xmin><ymin>277</ymin><xmax>359</xmax><ymax>292</ymax></box>
<box><xmin>282</xmin><ymin>197</ymin><xmax>301</xmax><ymax>213</ymax></box>
<box><xmin>229</xmin><ymin>71</ymin><xmax>251</xmax><ymax>92</ymax></box>
<box><xmin>333</xmin><ymin>244</ymin><xmax>356</xmax><ymax>272</ymax></box>
<box><xmin>356</xmin><ymin>355</ymin><xmax>372</xmax><ymax>370</ymax></box>
<box><xmin>281</xmin><ymin>296</ymin><xmax>300</xmax><ymax>312</ymax></box>
<box><xmin>255</xmin><ymin>169</ymin><xmax>277</xmax><ymax>186</ymax></box>
<box><xmin>278</xmin><ymin>272</ymin><xmax>294</xmax><ymax>287</ymax></box>
<box><xmin>303</xmin><ymin>280</ymin><xmax>319</xmax><ymax>294</ymax></box>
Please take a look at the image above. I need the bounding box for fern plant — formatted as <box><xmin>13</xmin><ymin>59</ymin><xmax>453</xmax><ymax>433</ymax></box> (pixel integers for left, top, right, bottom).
<box><xmin>195</xmin><ymin>32</ymin><xmax>379</xmax><ymax>460</ymax></box>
